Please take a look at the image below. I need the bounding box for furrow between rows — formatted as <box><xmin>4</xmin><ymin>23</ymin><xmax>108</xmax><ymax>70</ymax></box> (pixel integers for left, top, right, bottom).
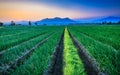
<box><xmin>68</xmin><ymin>29</ymin><xmax>106</xmax><ymax>75</ymax></box>
<box><xmin>0</xmin><ymin>32</ymin><xmax>56</xmax><ymax>74</ymax></box>
<box><xmin>44</xmin><ymin>29</ymin><xmax>64</xmax><ymax>75</ymax></box>
<box><xmin>0</xmin><ymin>31</ymin><xmax>47</xmax><ymax>52</ymax></box>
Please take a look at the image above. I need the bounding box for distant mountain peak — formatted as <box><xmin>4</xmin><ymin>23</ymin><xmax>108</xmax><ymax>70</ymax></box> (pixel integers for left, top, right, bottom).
<box><xmin>75</xmin><ymin>16</ymin><xmax>120</xmax><ymax>23</ymax></box>
<box><xmin>54</xmin><ymin>17</ymin><xmax>61</xmax><ymax>19</ymax></box>
<box><xmin>95</xmin><ymin>16</ymin><xmax>120</xmax><ymax>23</ymax></box>
<box><xmin>37</xmin><ymin>17</ymin><xmax>77</xmax><ymax>25</ymax></box>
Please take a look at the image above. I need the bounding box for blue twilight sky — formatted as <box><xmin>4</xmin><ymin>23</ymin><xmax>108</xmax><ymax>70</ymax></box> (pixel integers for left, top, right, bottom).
<box><xmin>0</xmin><ymin>0</ymin><xmax>120</xmax><ymax>21</ymax></box>
<box><xmin>38</xmin><ymin>0</ymin><xmax>120</xmax><ymax>8</ymax></box>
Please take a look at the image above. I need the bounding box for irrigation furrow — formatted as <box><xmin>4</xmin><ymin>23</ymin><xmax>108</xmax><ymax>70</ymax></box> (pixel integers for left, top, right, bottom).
<box><xmin>0</xmin><ymin>31</ymin><xmax>48</xmax><ymax>51</ymax></box>
<box><xmin>68</xmin><ymin>30</ymin><xmax>106</xmax><ymax>75</ymax></box>
<box><xmin>0</xmin><ymin>32</ymin><xmax>56</xmax><ymax>74</ymax></box>
<box><xmin>0</xmin><ymin>32</ymin><xmax>47</xmax><ymax>55</ymax></box>
<box><xmin>44</xmin><ymin>30</ymin><xmax>64</xmax><ymax>75</ymax></box>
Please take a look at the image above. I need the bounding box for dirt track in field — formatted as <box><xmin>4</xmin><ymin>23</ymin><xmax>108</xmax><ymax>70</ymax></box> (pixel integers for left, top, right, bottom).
<box><xmin>44</xmin><ymin>30</ymin><xmax>64</xmax><ymax>75</ymax></box>
<box><xmin>0</xmin><ymin>32</ymin><xmax>55</xmax><ymax>75</ymax></box>
<box><xmin>45</xmin><ymin>28</ymin><xmax>106</xmax><ymax>75</ymax></box>
<box><xmin>68</xmin><ymin>30</ymin><xmax>106</xmax><ymax>75</ymax></box>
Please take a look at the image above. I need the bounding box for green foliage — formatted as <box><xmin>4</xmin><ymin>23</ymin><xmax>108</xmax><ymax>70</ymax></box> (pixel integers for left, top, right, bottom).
<box><xmin>0</xmin><ymin>26</ymin><xmax>64</xmax><ymax>75</ymax></box>
<box><xmin>0</xmin><ymin>26</ymin><xmax>45</xmax><ymax>50</ymax></box>
<box><xmin>10</xmin><ymin>29</ymin><xmax>63</xmax><ymax>75</ymax></box>
<box><xmin>0</xmin><ymin>26</ymin><xmax>63</xmax><ymax>50</ymax></box>
<box><xmin>69</xmin><ymin>25</ymin><xmax>120</xmax><ymax>50</ymax></box>
<box><xmin>0</xmin><ymin>32</ymin><xmax>51</xmax><ymax>66</ymax></box>
<box><xmin>1</xmin><ymin>25</ymin><xmax>119</xmax><ymax>75</ymax></box>
<box><xmin>63</xmin><ymin>28</ymin><xmax>86</xmax><ymax>75</ymax></box>
<box><xmin>69</xmin><ymin>26</ymin><xmax>120</xmax><ymax>75</ymax></box>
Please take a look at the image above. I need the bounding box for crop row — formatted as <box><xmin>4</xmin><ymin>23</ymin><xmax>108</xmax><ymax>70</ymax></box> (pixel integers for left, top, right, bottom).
<box><xmin>45</xmin><ymin>28</ymin><xmax>103</xmax><ymax>75</ymax></box>
<box><xmin>63</xmin><ymin>28</ymin><xmax>86</xmax><ymax>75</ymax></box>
<box><xmin>9</xmin><ymin>29</ymin><xmax>63</xmax><ymax>75</ymax></box>
<box><xmin>0</xmin><ymin>32</ymin><xmax>54</xmax><ymax>66</ymax></box>
<box><xmin>0</xmin><ymin>30</ymin><xmax>46</xmax><ymax>51</ymax></box>
<box><xmin>0</xmin><ymin>32</ymin><xmax>56</xmax><ymax>74</ymax></box>
<box><xmin>69</xmin><ymin>26</ymin><xmax>120</xmax><ymax>50</ymax></box>
<box><xmin>69</xmin><ymin>26</ymin><xmax>120</xmax><ymax>75</ymax></box>
<box><xmin>0</xmin><ymin>26</ymin><xmax>41</xmax><ymax>36</ymax></box>
<box><xmin>10</xmin><ymin>28</ymin><xmax>88</xmax><ymax>75</ymax></box>
<box><xmin>0</xmin><ymin>26</ymin><xmax>119</xmax><ymax>75</ymax></box>
<box><xmin>0</xmin><ymin>26</ymin><xmax>64</xmax><ymax>74</ymax></box>
<box><xmin>0</xmin><ymin>26</ymin><xmax>62</xmax><ymax>51</ymax></box>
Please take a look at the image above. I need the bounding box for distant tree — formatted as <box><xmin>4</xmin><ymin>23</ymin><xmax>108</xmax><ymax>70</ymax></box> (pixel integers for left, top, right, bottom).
<box><xmin>0</xmin><ymin>22</ymin><xmax>3</xmax><ymax>26</ymax></box>
<box><xmin>102</xmin><ymin>21</ymin><xmax>107</xmax><ymax>24</ymax></box>
<box><xmin>29</xmin><ymin>21</ymin><xmax>31</xmax><ymax>26</ymax></box>
<box><xmin>18</xmin><ymin>24</ymin><xmax>22</xmax><ymax>26</ymax></box>
<box><xmin>43</xmin><ymin>23</ymin><xmax>47</xmax><ymax>26</ymax></box>
<box><xmin>118</xmin><ymin>21</ymin><xmax>120</xmax><ymax>24</ymax></box>
<box><xmin>35</xmin><ymin>22</ymin><xmax>37</xmax><ymax>26</ymax></box>
<box><xmin>108</xmin><ymin>21</ymin><xmax>112</xmax><ymax>24</ymax></box>
<box><xmin>102</xmin><ymin>22</ymin><xmax>104</xmax><ymax>24</ymax></box>
<box><xmin>11</xmin><ymin>21</ymin><xmax>15</xmax><ymax>26</ymax></box>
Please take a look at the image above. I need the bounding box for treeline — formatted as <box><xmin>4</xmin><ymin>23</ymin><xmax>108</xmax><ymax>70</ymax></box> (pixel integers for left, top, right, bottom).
<box><xmin>0</xmin><ymin>22</ymin><xmax>3</xmax><ymax>26</ymax></box>
<box><xmin>0</xmin><ymin>21</ymin><xmax>38</xmax><ymax>26</ymax></box>
<box><xmin>0</xmin><ymin>20</ymin><xmax>120</xmax><ymax>26</ymax></box>
<box><xmin>102</xmin><ymin>21</ymin><xmax>120</xmax><ymax>24</ymax></box>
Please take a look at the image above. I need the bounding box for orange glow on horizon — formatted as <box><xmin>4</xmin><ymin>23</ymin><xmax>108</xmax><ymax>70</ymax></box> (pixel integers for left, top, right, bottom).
<box><xmin>0</xmin><ymin>1</ymin><xmax>109</xmax><ymax>22</ymax></box>
<box><xmin>0</xmin><ymin>2</ymin><xmax>81</xmax><ymax>22</ymax></box>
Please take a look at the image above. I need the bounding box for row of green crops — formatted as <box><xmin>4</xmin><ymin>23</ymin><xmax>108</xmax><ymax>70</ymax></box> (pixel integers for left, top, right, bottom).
<box><xmin>0</xmin><ymin>26</ymin><xmax>36</xmax><ymax>36</ymax></box>
<box><xmin>0</xmin><ymin>27</ymin><xmax>47</xmax><ymax>51</ymax></box>
<box><xmin>69</xmin><ymin>25</ymin><xmax>120</xmax><ymax>50</ymax></box>
<box><xmin>0</xmin><ymin>26</ymin><xmax>64</xmax><ymax>64</ymax></box>
<box><xmin>69</xmin><ymin>26</ymin><xmax>120</xmax><ymax>75</ymax></box>
<box><xmin>0</xmin><ymin>32</ymin><xmax>53</xmax><ymax>66</ymax></box>
<box><xmin>0</xmin><ymin>26</ymin><xmax>41</xmax><ymax>36</ymax></box>
<box><xmin>63</xmin><ymin>28</ymin><xmax>86</xmax><ymax>75</ymax></box>
<box><xmin>0</xmin><ymin>26</ymin><xmax>64</xmax><ymax>51</ymax></box>
<box><xmin>9</xmin><ymin>28</ymin><xmax>64</xmax><ymax>75</ymax></box>
<box><xmin>0</xmin><ymin>25</ymin><xmax>119</xmax><ymax>75</ymax></box>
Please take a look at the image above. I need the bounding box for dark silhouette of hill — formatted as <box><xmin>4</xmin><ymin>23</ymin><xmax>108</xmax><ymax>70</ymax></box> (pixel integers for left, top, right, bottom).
<box><xmin>94</xmin><ymin>16</ymin><xmax>120</xmax><ymax>23</ymax></box>
<box><xmin>36</xmin><ymin>17</ymin><xmax>77</xmax><ymax>25</ymax></box>
<box><xmin>76</xmin><ymin>16</ymin><xmax>120</xmax><ymax>23</ymax></box>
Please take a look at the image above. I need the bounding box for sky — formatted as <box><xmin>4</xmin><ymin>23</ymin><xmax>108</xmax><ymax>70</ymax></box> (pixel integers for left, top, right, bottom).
<box><xmin>0</xmin><ymin>0</ymin><xmax>120</xmax><ymax>22</ymax></box>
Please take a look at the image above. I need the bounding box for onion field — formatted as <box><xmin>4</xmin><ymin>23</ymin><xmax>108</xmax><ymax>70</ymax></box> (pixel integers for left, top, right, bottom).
<box><xmin>0</xmin><ymin>25</ymin><xmax>120</xmax><ymax>75</ymax></box>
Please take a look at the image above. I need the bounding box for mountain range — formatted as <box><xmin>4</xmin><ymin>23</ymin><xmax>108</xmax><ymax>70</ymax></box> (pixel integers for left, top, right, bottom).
<box><xmin>36</xmin><ymin>17</ymin><xmax>76</xmax><ymax>25</ymax></box>
<box><xmin>3</xmin><ymin>16</ymin><xmax>120</xmax><ymax>25</ymax></box>
<box><xmin>76</xmin><ymin>16</ymin><xmax>120</xmax><ymax>23</ymax></box>
<box><xmin>93</xmin><ymin>16</ymin><xmax>120</xmax><ymax>23</ymax></box>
